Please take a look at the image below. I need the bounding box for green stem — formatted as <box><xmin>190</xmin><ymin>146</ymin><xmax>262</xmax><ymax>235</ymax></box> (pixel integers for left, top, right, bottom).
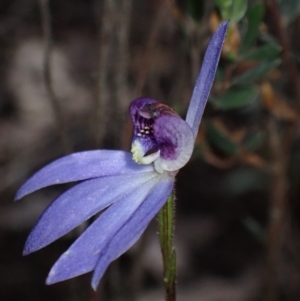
<box><xmin>158</xmin><ymin>192</ymin><xmax>176</xmax><ymax>301</ymax></box>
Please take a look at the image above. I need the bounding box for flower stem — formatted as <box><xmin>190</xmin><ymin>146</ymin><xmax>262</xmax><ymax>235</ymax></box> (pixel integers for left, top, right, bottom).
<box><xmin>158</xmin><ymin>192</ymin><xmax>176</xmax><ymax>301</ymax></box>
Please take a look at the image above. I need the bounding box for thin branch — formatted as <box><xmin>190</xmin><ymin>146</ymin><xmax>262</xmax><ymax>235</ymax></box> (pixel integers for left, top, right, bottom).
<box><xmin>262</xmin><ymin>3</ymin><xmax>300</xmax><ymax>300</ymax></box>
<box><xmin>38</xmin><ymin>0</ymin><xmax>71</xmax><ymax>153</ymax></box>
<box><xmin>114</xmin><ymin>0</ymin><xmax>132</xmax><ymax>149</ymax></box>
<box><xmin>121</xmin><ymin>0</ymin><xmax>170</xmax><ymax>151</ymax></box>
<box><xmin>134</xmin><ymin>0</ymin><xmax>170</xmax><ymax>96</ymax></box>
<box><xmin>92</xmin><ymin>0</ymin><xmax>115</xmax><ymax>148</ymax></box>
<box><xmin>262</xmin><ymin>0</ymin><xmax>300</xmax><ymax>154</ymax></box>
<box><xmin>264</xmin><ymin>0</ymin><xmax>300</xmax><ymax>102</ymax></box>
<box><xmin>265</xmin><ymin>117</ymin><xmax>289</xmax><ymax>301</ymax></box>
<box><xmin>115</xmin><ymin>0</ymin><xmax>132</xmax><ymax>111</ymax></box>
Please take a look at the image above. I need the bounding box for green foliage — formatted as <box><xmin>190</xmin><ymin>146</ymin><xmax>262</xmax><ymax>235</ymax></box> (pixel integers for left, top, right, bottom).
<box><xmin>193</xmin><ymin>1</ymin><xmax>284</xmax><ymax>165</ymax></box>
<box><xmin>213</xmin><ymin>0</ymin><xmax>248</xmax><ymax>22</ymax></box>
<box><xmin>244</xmin><ymin>132</ymin><xmax>265</xmax><ymax>152</ymax></box>
<box><xmin>240</xmin><ymin>3</ymin><xmax>264</xmax><ymax>52</ymax></box>
<box><xmin>181</xmin><ymin>2</ymin><xmax>300</xmax><ymax>252</ymax></box>
<box><xmin>233</xmin><ymin>59</ymin><xmax>281</xmax><ymax>84</ymax></box>
<box><xmin>205</xmin><ymin>121</ymin><xmax>239</xmax><ymax>156</ymax></box>
<box><xmin>211</xmin><ymin>85</ymin><xmax>259</xmax><ymax>110</ymax></box>
<box><xmin>239</xmin><ymin>43</ymin><xmax>282</xmax><ymax>61</ymax></box>
<box><xmin>179</xmin><ymin>1</ymin><xmax>300</xmax><ymax>287</ymax></box>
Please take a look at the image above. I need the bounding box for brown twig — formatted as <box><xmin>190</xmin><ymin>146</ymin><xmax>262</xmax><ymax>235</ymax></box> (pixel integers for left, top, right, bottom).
<box><xmin>122</xmin><ymin>0</ymin><xmax>170</xmax><ymax>151</ymax></box>
<box><xmin>134</xmin><ymin>0</ymin><xmax>170</xmax><ymax>96</ymax></box>
<box><xmin>262</xmin><ymin>2</ymin><xmax>300</xmax><ymax>300</ymax></box>
<box><xmin>91</xmin><ymin>0</ymin><xmax>115</xmax><ymax>148</ymax></box>
<box><xmin>115</xmin><ymin>0</ymin><xmax>132</xmax><ymax>111</ymax></box>
<box><xmin>265</xmin><ymin>117</ymin><xmax>289</xmax><ymax>301</ymax></box>
<box><xmin>113</xmin><ymin>0</ymin><xmax>132</xmax><ymax>148</ymax></box>
<box><xmin>264</xmin><ymin>0</ymin><xmax>300</xmax><ymax>101</ymax></box>
<box><xmin>93</xmin><ymin>0</ymin><xmax>132</xmax><ymax>149</ymax></box>
<box><xmin>38</xmin><ymin>0</ymin><xmax>71</xmax><ymax>153</ymax></box>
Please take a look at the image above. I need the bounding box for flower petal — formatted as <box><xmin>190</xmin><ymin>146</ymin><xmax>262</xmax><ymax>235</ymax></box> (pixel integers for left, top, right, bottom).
<box><xmin>129</xmin><ymin>97</ymin><xmax>157</xmax><ymax>122</ymax></box>
<box><xmin>91</xmin><ymin>175</ymin><xmax>174</xmax><ymax>290</ymax></box>
<box><xmin>131</xmin><ymin>135</ymin><xmax>160</xmax><ymax>164</ymax></box>
<box><xmin>46</xmin><ymin>174</ymin><xmax>163</xmax><ymax>285</ymax></box>
<box><xmin>185</xmin><ymin>21</ymin><xmax>228</xmax><ymax>137</ymax></box>
<box><xmin>153</xmin><ymin>115</ymin><xmax>194</xmax><ymax>173</ymax></box>
<box><xmin>129</xmin><ymin>97</ymin><xmax>182</xmax><ymax>168</ymax></box>
<box><xmin>23</xmin><ymin>172</ymin><xmax>157</xmax><ymax>255</ymax></box>
<box><xmin>15</xmin><ymin>150</ymin><xmax>154</xmax><ymax>200</ymax></box>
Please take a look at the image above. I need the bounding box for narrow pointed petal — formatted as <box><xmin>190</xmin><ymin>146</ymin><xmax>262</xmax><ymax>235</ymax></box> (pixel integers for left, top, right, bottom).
<box><xmin>46</xmin><ymin>175</ymin><xmax>162</xmax><ymax>285</ymax></box>
<box><xmin>91</xmin><ymin>176</ymin><xmax>174</xmax><ymax>290</ymax></box>
<box><xmin>23</xmin><ymin>172</ymin><xmax>157</xmax><ymax>255</ymax></box>
<box><xmin>185</xmin><ymin>21</ymin><xmax>228</xmax><ymax>137</ymax></box>
<box><xmin>15</xmin><ymin>150</ymin><xmax>154</xmax><ymax>200</ymax></box>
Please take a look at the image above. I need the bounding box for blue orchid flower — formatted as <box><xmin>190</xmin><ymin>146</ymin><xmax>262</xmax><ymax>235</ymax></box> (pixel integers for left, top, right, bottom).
<box><xmin>15</xmin><ymin>21</ymin><xmax>228</xmax><ymax>290</ymax></box>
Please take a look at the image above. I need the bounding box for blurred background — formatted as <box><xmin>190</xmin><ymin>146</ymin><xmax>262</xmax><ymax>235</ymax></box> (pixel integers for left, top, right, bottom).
<box><xmin>1</xmin><ymin>0</ymin><xmax>300</xmax><ymax>300</ymax></box>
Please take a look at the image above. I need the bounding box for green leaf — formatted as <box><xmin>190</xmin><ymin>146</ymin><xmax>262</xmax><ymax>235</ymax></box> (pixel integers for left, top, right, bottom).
<box><xmin>211</xmin><ymin>85</ymin><xmax>259</xmax><ymax>110</ymax></box>
<box><xmin>233</xmin><ymin>59</ymin><xmax>281</xmax><ymax>84</ymax></box>
<box><xmin>240</xmin><ymin>3</ymin><xmax>264</xmax><ymax>52</ymax></box>
<box><xmin>244</xmin><ymin>131</ymin><xmax>265</xmax><ymax>152</ymax></box>
<box><xmin>213</xmin><ymin>0</ymin><xmax>232</xmax><ymax>20</ymax></box>
<box><xmin>231</xmin><ymin>0</ymin><xmax>248</xmax><ymax>22</ymax></box>
<box><xmin>205</xmin><ymin>121</ymin><xmax>239</xmax><ymax>155</ymax></box>
<box><xmin>239</xmin><ymin>43</ymin><xmax>282</xmax><ymax>61</ymax></box>
<box><xmin>213</xmin><ymin>0</ymin><xmax>247</xmax><ymax>22</ymax></box>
